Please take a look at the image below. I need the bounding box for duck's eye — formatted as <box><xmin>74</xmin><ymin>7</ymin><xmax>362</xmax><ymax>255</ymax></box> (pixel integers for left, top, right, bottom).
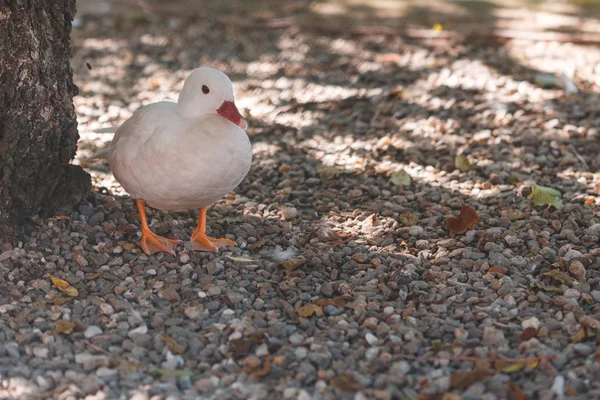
<box><xmin>202</xmin><ymin>85</ymin><xmax>210</xmax><ymax>94</ymax></box>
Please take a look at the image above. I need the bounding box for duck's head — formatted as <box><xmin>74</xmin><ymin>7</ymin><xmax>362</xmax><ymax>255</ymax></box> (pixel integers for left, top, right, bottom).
<box><xmin>177</xmin><ymin>67</ymin><xmax>248</xmax><ymax>129</ymax></box>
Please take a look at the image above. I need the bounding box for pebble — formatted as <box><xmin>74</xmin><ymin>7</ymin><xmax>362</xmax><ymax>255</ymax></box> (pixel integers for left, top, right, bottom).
<box><xmin>289</xmin><ymin>333</ymin><xmax>304</xmax><ymax>345</ymax></box>
<box><xmin>482</xmin><ymin>326</ymin><xmax>505</xmax><ymax>345</ymax></box>
<box><xmin>569</xmin><ymin>261</ymin><xmax>586</xmax><ymax>281</ymax></box>
<box><xmin>84</xmin><ymin>326</ymin><xmax>103</xmax><ymax>338</ymax></box>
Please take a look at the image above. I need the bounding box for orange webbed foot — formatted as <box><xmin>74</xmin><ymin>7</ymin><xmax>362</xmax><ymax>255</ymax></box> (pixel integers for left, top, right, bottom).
<box><xmin>189</xmin><ymin>234</ymin><xmax>236</xmax><ymax>252</ymax></box>
<box><xmin>140</xmin><ymin>229</ymin><xmax>180</xmax><ymax>255</ymax></box>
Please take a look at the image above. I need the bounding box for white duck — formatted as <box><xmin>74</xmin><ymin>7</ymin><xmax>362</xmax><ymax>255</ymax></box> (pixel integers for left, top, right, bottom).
<box><xmin>108</xmin><ymin>67</ymin><xmax>252</xmax><ymax>255</ymax></box>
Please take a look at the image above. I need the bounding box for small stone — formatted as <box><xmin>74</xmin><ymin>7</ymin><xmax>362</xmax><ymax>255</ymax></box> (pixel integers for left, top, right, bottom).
<box><xmin>320</xmin><ymin>282</ymin><xmax>334</xmax><ymax>297</ymax></box>
<box><xmin>289</xmin><ymin>333</ymin><xmax>304</xmax><ymax>345</ymax></box>
<box><xmin>281</xmin><ymin>206</ymin><xmax>298</xmax><ymax>220</ymax></box>
<box><xmin>128</xmin><ymin>325</ymin><xmax>148</xmax><ymax>338</ymax></box>
<box><xmin>89</xmin><ymin>212</ymin><xmax>105</xmax><ymax>226</ymax></box>
<box><xmin>430</xmin><ymin>304</ymin><xmax>447</xmax><ymax>313</ymax></box>
<box><xmin>33</xmin><ymin>347</ymin><xmax>49</xmax><ymax>359</ymax></box>
<box><xmin>162</xmin><ymin>287</ymin><xmax>180</xmax><ymax>302</ymax></box>
<box><xmin>482</xmin><ymin>326</ymin><xmax>505</xmax><ymax>345</ymax></box>
<box><xmin>563</xmin><ymin>289</ymin><xmax>581</xmax><ymax>299</ymax></box>
<box><xmin>294</xmin><ymin>347</ymin><xmax>308</xmax><ymax>359</ymax></box>
<box><xmin>84</xmin><ymin>326</ymin><xmax>103</xmax><ymax>338</ymax></box>
<box><xmin>323</xmin><ymin>305</ymin><xmax>341</xmax><ymax>316</ymax></box>
<box><xmin>564</xmin><ymin>249</ymin><xmax>583</xmax><ymax>262</ymax></box>
<box><xmin>522</xmin><ymin>316</ymin><xmax>540</xmax><ymax>331</ymax></box>
<box><xmin>573</xmin><ymin>343</ymin><xmax>595</xmax><ymax>356</ymax></box>
<box><xmin>179</xmin><ymin>254</ymin><xmax>190</xmax><ymax>264</ymax></box>
<box><xmin>348</xmin><ymin>189</ymin><xmax>363</xmax><ymax>198</ymax></box>
<box><xmin>363</xmin><ymin>317</ymin><xmax>378</xmax><ymax>329</ymax></box>
<box><xmin>99</xmin><ymin>303</ymin><xmax>114</xmax><ymax>315</ymax></box>
<box><xmin>365</xmin><ymin>333</ymin><xmax>378</xmax><ymax>346</ymax></box>
<box><xmin>569</xmin><ymin>261</ymin><xmax>586</xmax><ymax>281</ymax></box>
<box><xmin>184</xmin><ymin>306</ymin><xmax>203</xmax><ymax>319</ymax></box>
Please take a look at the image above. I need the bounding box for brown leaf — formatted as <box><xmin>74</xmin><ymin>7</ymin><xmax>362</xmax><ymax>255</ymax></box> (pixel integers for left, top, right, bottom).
<box><xmin>229</xmin><ymin>333</ymin><xmax>265</xmax><ymax>355</ymax></box>
<box><xmin>162</xmin><ymin>334</ymin><xmax>187</xmax><ymax>355</ymax></box>
<box><xmin>296</xmin><ymin>304</ymin><xmax>324</xmax><ymax>318</ymax></box>
<box><xmin>251</xmin><ymin>355</ymin><xmax>271</xmax><ymax>378</ymax></box>
<box><xmin>56</xmin><ymin>320</ymin><xmax>75</xmax><ymax>335</ymax></box>
<box><xmin>449</xmin><ymin>370</ymin><xmax>492</xmax><ymax>390</ymax></box>
<box><xmin>445</xmin><ymin>204</ymin><xmax>481</xmax><ymax>234</ymax></box>
<box><xmin>251</xmin><ymin>240</ymin><xmax>266</xmax><ymax>249</ymax></box>
<box><xmin>489</xmin><ymin>266</ymin><xmax>507</xmax><ymax>275</ymax></box>
<box><xmin>314</xmin><ymin>295</ymin><xmax>348</xmax><ymax>307</ymax></box>
<box><xmin>530</xmin><ymin>282</ymin><xmax>563</xmax><ymax>293</ymax></box>
<box><xmin>331</xmin><ymin>373</ymin><xmax>362</xmax><ymax>392</ymax></box>
<box><xmin>595</xmin><ymin>346</ymin><xmax>600</xmax><ymax>362</ymax></box>
<box><xmin>507</xmin><ymin>382</ymin><xmax>526</xmax><ymax>400</ymax></box>
<box><xmin>85</xmin><ymin>271</ymin><xmax>104</xmax><ymax>280</ymax></box>
<box><xmin>520</xmin><ymin>327</ymin><xmax>538</xmax><ymax>341</ymax></box>
<box><xmin>50</xmin><ymin>275</ymin><xmax>78</xmax><ymax>297</ymax></box>
<box><xmin>52</xmin><ymin>297</ymin><xmax>73</xmax><ymax>306</ymax></box>
<box><xmin>543</xmin><ymin>269</ymin><xmax>573</xmax><ymax>286</ymax></box>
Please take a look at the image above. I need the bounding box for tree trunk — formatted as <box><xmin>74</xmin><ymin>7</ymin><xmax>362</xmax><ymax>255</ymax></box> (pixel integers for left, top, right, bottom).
<box><xmin>0</xmin><ymin>0</ymin><xmax>91</xmax><ymax>241</ymax></box>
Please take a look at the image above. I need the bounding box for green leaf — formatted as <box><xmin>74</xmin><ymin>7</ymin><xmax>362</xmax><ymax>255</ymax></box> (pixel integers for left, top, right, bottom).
<box><xmin>455</xmin><ymin>155</ymin><xmax>471</xmax><ymax>172</ymax></box>
<box><xmin>389</xmin><ymin>169</ymin><xmax>412</xmax><ymax>186</ymax></box>
<box><xmin>528</xmin><ymin>183</ymin><xmax>562</xmax><ymax>209</ymax></box>
<box><xmin>226</xmin><ymin>256</ymin><xmax>254</xmax><ymax>263</ymax></box>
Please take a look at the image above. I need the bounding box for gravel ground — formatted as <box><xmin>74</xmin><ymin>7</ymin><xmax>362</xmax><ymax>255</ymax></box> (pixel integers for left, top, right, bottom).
<box><xmin>1</xmin><ymin>1</ymin><xmax>600</xmax><ymax>399</ymax></box>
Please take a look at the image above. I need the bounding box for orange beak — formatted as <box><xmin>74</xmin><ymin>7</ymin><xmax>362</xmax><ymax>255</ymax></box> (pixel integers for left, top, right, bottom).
<box><xmin>217</xmin><ymin>101</ymin><xmax>247</xmax><ymax>129</ymax></box>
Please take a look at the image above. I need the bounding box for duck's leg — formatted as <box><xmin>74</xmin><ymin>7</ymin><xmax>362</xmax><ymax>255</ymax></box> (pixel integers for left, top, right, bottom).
<box><xmin>189</xmin><ymin>207</ymin><xmax>236</xmax><ymax>252</ymax></box>
<box><xmin>136</xmin><ymin>199</ymin><xmax>179</xmax><ymax>255</ymax></box>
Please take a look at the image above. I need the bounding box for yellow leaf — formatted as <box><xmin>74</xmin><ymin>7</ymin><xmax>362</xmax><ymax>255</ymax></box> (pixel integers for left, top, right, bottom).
<box><xmin>529</xmin><ymin>183</ymin><xmax>562</xmax><ymax>209</ymax></box>
<box><xmin>390</xmin><ymin>169</ymin><xmax>412</xmax><ymax>186</ymax></box>
<box><xmin>50</xmin><ymin>275</ymin><xmax>78</xmax><ymax>297</ymax></box>
<box><xmin>54</xmin><ymin>216</ymin><xmax>71</xmax><ymax>220</ymax></box>
<box><xmin>494</xmin><ymin>359</ymin><xmax>538</xmax><ymax>373</ymax></box>
<box><xmin>398</xmin><ymin>212</ymin><xmax>418</xmax><ymax>227</ymax></box>
<box><xmin>56</xmin><ymin>320</ymin><xmax>75</xmax><ymax>334</ymax></box>
<box><xmin>433</xmin><ymin>23</ymin><xmax>443</xmax><ymax>32</ymax></box>
<box><xmin>296</xmin><ymin>304</ymin><xmax>324</xmax><ymax>318</ymax></box>
<box><xmin>226</xmin><ymin>256</ymin><xmax>254</xmax><ymax>263</ymax></box>
<box><xmin>455</xmin><ymin>155</ymin><xmax>471</xmax><ymax>172</ymax></box>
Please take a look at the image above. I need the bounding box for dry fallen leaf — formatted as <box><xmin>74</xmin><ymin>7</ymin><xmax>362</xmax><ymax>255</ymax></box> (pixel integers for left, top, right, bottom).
<box><xmin>584</xmin><ymin>197</ymin><xmax>596</xmax><ymax>206</ymax></box>
<box><xmin>494</xmin><ymin>358</ymin><xmax>538</xmax><ymax>373</ymax></box>
<box><xmin>280</xmin><ymin>257</ymin><xmax>310</xmax><ymax>280</ymax></box>
<box><xmin>528</xmin><ymin>183</ymin><xmax>562</xmax><ymax>209</ymax></box>
<box><xmin>314</xmin><ymin>295</ymin><xmax>348</xmax><ymax>307</ymax></box>
<box><xmin>449</xmin><ymin>369</ymin><xmax>492</xmax><ymax>390</ymax></box>
<box><xmin>317</xmin><ymin>166</ymin><xmax>343</xmax><ymax>180</ymax></box>
<box><xmin>530</xmin><ymin>282</ymin><xmax>563</xmax><ymax>293</ymax></box>
<box><xmin>455</xmin><ymin>154</ymin><xmax>471</xmax><ymax>172</ymax></box>
<box><xmin>445</xmin><ymin>204</ymin><xmax>481</xmax><ymax>234</ymax></box>
<box><xmin>390</xmin><ymin>169</ymin><xmax>412</xmax><ymax>187</ymax></box>
<box><xmin>296</xmin><ymin>304</ymin><xmax>324</xmax><ymax>318</ymax></box>
<box><xmin>250</xmin><ymin>355</ymin><xmax>272</xmax><ymax>378</ymax></box>
<box><xmin>595</xmin><ymin>346</ymin><xmax>600</xmax><ymax>362</ymax></box>
<box><xmin>520</xmin><ymin>327</ymin><xmax>538</xmax><ymax>341</ymax></box>
<box><xmin>50</xmin><ymin>275</ymin><xmax>78</xmax><ymax>297</ymax></box>
<box><xmin>226</xmin><ymin>256</ymin><xmax>254</xmax><ymax>263</ymax></box>
<box><xmin>543</xmin><ymin>269</ymin><xmax>573</xmax><ymax>286</ymax></box>
<box><xmin>398</xmin><ymin>212</ymin><xmax>418</xmax><ymax>227</ymax></box>
<box><xmin>52</xmin><ymin>297</ymin><xmax>73</xmax><ymax>306</ymax></box>
<box><xmin>489</xmin><ymin>266</ymin><xmax>507</xmax><ymax>275</ymax></box>
<box><xmin>507</xmin><ymin>382</ymin><xmax>526</xmax><ymax>400</ymax></box>
<box><xmin>85</xmin><ymin>271</ymin><xmax>104</xmax><ymax>280</ymax></box>
<box><xmin>56</xmin><ymin>320</ymin><xmax>75</xmax><ymax>334</ymax></box>
<box><xmin>162</xmin><ymin>334</ymin><xmax>187</xmax><ymax>354</ymax></box>
<box><xmin>229</xmin><ymin>333</ymin><xmax>265</xmax><ymax>355</ymax></box>
<box><xmin>570</xmin><ymin>327</ymin><xmax>595</xmax><ymax>343</ymax></box>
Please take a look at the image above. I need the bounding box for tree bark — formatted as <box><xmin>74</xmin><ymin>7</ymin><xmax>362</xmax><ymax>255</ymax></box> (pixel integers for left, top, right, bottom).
<box><xmin>0</xmin><ymin>0</ymin><xmax>91</xmax><ymax>241</ymax></box>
